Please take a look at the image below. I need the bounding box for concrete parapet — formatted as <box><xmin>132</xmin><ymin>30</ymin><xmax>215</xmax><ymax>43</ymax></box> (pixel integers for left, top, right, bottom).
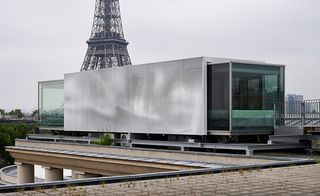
<box><xmin>0</xmin><ymin>165</ymin><xmax>17</xmax><ymax>184</ymax></box>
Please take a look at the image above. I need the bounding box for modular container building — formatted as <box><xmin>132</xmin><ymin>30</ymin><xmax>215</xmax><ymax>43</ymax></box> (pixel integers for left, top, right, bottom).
<box><xmin>38</xmin><ymin>57</ymin><xmax>285</xmax><ymax>137</ymax></box>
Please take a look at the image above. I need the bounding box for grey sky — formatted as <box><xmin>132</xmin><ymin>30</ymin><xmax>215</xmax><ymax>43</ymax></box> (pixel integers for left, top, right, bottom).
<box><xmin>0</xmin><ymin>0</ymin><xmax>320</xmax><ymax>111</ymax></box>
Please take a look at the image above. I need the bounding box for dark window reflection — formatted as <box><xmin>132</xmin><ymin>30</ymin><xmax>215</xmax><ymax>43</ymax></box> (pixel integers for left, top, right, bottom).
<box><xmin>232</xmin><ymin>64</ymin><xmax>284</xmax><ymax>130</ymax></box>
<box><xmin>207</xmin><ymin>64</ymin><xmax>230</xmax><ymax>130</ymax></box>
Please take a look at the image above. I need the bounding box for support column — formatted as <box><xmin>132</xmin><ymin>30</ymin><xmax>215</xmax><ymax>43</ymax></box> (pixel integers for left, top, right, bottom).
<box><xmin>16</xmin><ymin>162</ymin><xmax>34</xmax><ymax>184</ymax></box>
<box><xmin>43</xmin><ymin>167</ymin><xmax>63</xmax><ymax>182</ymax></box>
<box><xmin>246</xmin><ymin>149</ymin><xmax>254</xmax><ymax>156</ymax></box>
<box><xmin>76</xmin><ymin>171</ymin><xmax>100</xmax><ymax>179</ymax></box>
<box><xmin>72</xmin><ymin>170</ymin><xmax>78</xmax><ymax>179</ymax></box>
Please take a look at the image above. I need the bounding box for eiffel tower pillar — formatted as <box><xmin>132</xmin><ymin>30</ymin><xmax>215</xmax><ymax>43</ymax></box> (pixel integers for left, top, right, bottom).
<box><xmin>81</xmin><ymin>0</ymin><xmax>132</xmax><ymax>71</ymax></box>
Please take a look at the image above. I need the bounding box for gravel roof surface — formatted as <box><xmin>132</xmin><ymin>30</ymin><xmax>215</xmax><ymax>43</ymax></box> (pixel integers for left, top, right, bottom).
<box><xmin>4</xmin><ymin>164</ymin><xmax>320</xmax><ymax>196</ymax></box>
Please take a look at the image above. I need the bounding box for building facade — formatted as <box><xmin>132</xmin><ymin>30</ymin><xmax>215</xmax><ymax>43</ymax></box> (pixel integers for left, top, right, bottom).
<box><xmin>38</xmin><ymin>57</ymin><xmax>285</xmax><ymax>136</ymax></box>
<box><xmin>285</xmin><ymin>94</ymin><xmax>304</xmax><ymax>114</ymax></box>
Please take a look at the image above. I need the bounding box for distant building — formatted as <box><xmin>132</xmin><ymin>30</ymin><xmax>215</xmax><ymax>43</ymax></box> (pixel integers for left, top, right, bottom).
<box><xmin>22</xmin><ymin>116</ymin><xmax>37</xmax><ymax>121</ymax></box>
<box><xmin>286</xmin><ymin>94</ymin><xmax>304</xmax><ymax>102</ymax></box>
<box><xmin>0</xmin><ymin>114</ymin><xmax>18</xmax><ymax>120</ymax></box>
<box><xmin>286</xmin><ymin>94</ymin><xmax>304</xmax><ymax>114</ymax></box>
<box><xmin>3</xmin><ymin>114</ymin><xmax>11</xmax><ymax>119</ymax></box>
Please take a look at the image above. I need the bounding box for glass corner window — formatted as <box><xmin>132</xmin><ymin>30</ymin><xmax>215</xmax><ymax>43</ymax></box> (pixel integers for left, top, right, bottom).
<box><xmin>38</xmin><ymin>80</ymin><xmax>64</xmax><ymax>128</ymax></box>
<box><xmin>232</xmin><ymin>63</ymin><xmax>284</xmax><ymax>130</ymax></box>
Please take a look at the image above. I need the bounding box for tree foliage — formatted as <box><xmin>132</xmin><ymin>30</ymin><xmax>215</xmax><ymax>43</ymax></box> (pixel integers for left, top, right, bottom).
<box><xmin>8</xmin><ymin>109</ymin><xmax>25</xmax><ymax>118</ymax></box>
<box><xmin>92</xmin><ymin>133</ymin><xmax>113</xmax><ymax>145</ymax></box>
<box><xmin>32</xmin><ymin>110</ymin><xmax>38</xmax><ymax>117</ymax></box>
<box><xmin>0</xmin><ymin>124</ymin><xmax>35</xmax><ymax>168</ymax></box>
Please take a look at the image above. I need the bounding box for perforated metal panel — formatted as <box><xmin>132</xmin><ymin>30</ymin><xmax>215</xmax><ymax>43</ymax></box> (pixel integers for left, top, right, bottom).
<box><xmin>65</xmin><ymin>58</ymin><xmax>205</xmax><ymax>135</ymax></box>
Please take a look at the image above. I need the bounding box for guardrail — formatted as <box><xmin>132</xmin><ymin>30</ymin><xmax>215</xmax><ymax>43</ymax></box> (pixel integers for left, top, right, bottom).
<box><xmin>26</xmin><ymin>134</ymin><xmax>97</xmax><ymax>144</ymax></box>
<box><xmin>0</xmin><ymin>120</ymin><xmax>36</xmax><ymax>124</ymax></box>
<box><xmin>276</xmin><ymin>100</ymin><xmax>320</xmax><ymax>127</ymax></box>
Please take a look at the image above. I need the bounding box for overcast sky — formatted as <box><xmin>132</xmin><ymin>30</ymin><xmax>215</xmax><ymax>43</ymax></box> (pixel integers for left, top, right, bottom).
<box><xmin>0</xmin><ymin>0</ymin><xmax>320</xmax><ymax>111</ymax></box>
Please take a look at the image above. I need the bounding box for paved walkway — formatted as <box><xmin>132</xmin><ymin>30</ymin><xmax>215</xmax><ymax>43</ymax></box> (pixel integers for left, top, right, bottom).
<box><xmin>4</xmin><ymin>164</ymin><xmax>320</xmax><ymax>195</ymax></box>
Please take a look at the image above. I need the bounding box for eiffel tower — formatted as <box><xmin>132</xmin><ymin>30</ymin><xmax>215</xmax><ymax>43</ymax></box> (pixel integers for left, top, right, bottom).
<box><xmin>81</xmin><ymin>0</ymin><xmax>132</xmax><ymax>71</ymax></box>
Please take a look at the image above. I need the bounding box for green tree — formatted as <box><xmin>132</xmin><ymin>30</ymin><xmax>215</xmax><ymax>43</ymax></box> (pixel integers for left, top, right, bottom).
<box><xmin>0</xmin><ymin>109</ymin><xmax>5</xmax><ymax>115</ymax></box>
<box><xmin>32</xmin><ymin>109</ymin><xmax>38</xmax><ymax>117</ymax></box>
<box><xmin>8</xmin><ymin>109</ymin><xmax>25</xmax><ymax>118</ymax></box>
<box><xmin>0</xmin><ymin>124</ymin><xmax>35</xmax><ymax>168</ymax></box>
<box><xmin>92</xmin><ymin>133</ymin><xmax>113</xmax><ymax>145</ymax></box>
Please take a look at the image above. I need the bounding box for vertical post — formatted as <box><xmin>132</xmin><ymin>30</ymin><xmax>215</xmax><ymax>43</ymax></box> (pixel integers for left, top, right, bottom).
<box><xmin>301</xmin><ymin>101</ymin><xmax>305</xmax><ymax>126</ymax></box>
<box><xmin>246</xmin><ymin>149</ymin><xmax>253</xmax><ymax>156</ymax></box>
<box><xmin>128</xmin><ymin>133</ymin><xmax>133</xmax><ymax>148</ymax></box>
<box><xmin>203</xmin><ymin>60</ymin><xmax>208</xmax><ymax>135</ymax></box>
<box><xmin>318</xmin><ymin>100</ymin><xmax>320</xmax><ymax>125</ymax></box>
<box><xmin>38</xmin><ymin>82</ymin><xmax>41</xmax><ymax>125</ymax></box>
<box><xmin>181</xmin><ymin>146</ymin><xmax>185</xmax><ymax>152</ymax></box>
<box><xmin>229</xmin><ymin>62</ymin><xmax>233</xmax><ymax>132</ymax></box>
<box><xmin>16</xmin><ymin>162</ymin><xmax>34</xmax><ymax>184</ymax></box>
<box><xmin>312</xmin><ymin>100</ymin><xmax>315</xmax><ymax>125</ymax></box>
<box><xmin>273</xmin><ymin>104</ymin><xmax>277</xmax><ymax>129</ymax></box>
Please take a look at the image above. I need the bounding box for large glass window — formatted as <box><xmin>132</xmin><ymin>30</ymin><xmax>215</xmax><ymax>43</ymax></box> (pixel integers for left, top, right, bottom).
<box><xmin>232</xmin><ymin>64</ymin><xmax>284</xmax><ymax>130</ymax></box>
<box><xmin>38</xmin><ymin>80</ymin><xmax>64</xmax><ymax>128</ymax></box>
<box><xmin>207</xmin><ymin>64</ymin><xmax>230</xmax><ymax>130</ymax></box>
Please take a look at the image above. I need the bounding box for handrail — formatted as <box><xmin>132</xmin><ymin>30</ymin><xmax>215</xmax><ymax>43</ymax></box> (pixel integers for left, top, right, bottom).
<box><xmin>276</xmin><ymin>100</ymin><xmax>320</xmax><ymax>127</ymax></box>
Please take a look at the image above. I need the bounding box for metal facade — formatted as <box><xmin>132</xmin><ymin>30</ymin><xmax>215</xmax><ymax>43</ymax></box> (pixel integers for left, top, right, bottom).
<box><xmin>65</xmin><ymin>58</ymin><xmax>205</xmax><ymax>135</ymax></box>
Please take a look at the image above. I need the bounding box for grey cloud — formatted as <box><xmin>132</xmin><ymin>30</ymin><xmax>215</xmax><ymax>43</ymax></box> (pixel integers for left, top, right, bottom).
<box><xmin>0</xmin><ymin>0</ymin><xmax>319</xmax><ymax>110</ymax></box>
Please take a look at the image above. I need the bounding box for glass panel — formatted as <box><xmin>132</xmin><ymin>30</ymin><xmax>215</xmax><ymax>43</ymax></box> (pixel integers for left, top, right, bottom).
<box><xmin>207</xmin><ymin>63</ymin><xmax>230</xmax><ymax>130</ymax></box>
<box><xmin>232</xmin><ymin>63</ymin><xmax>284</xmax><ymax>130</ymax></box>
<box><xmin>232</xmin><ymin>110</ymin><xmax>275</xmax><ymax>128</ymax></box>
<box><xmin>38</xmin><ymin>80</ymin><xmax>64</xmax><ymax>127</ymax></box>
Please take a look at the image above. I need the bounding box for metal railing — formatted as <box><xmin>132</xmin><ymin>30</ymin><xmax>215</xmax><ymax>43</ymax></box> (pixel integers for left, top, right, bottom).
<box><xmin>276</xmin><ymin>100</ymin><xmax>320</xmax><ymax>127</ymax></box>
